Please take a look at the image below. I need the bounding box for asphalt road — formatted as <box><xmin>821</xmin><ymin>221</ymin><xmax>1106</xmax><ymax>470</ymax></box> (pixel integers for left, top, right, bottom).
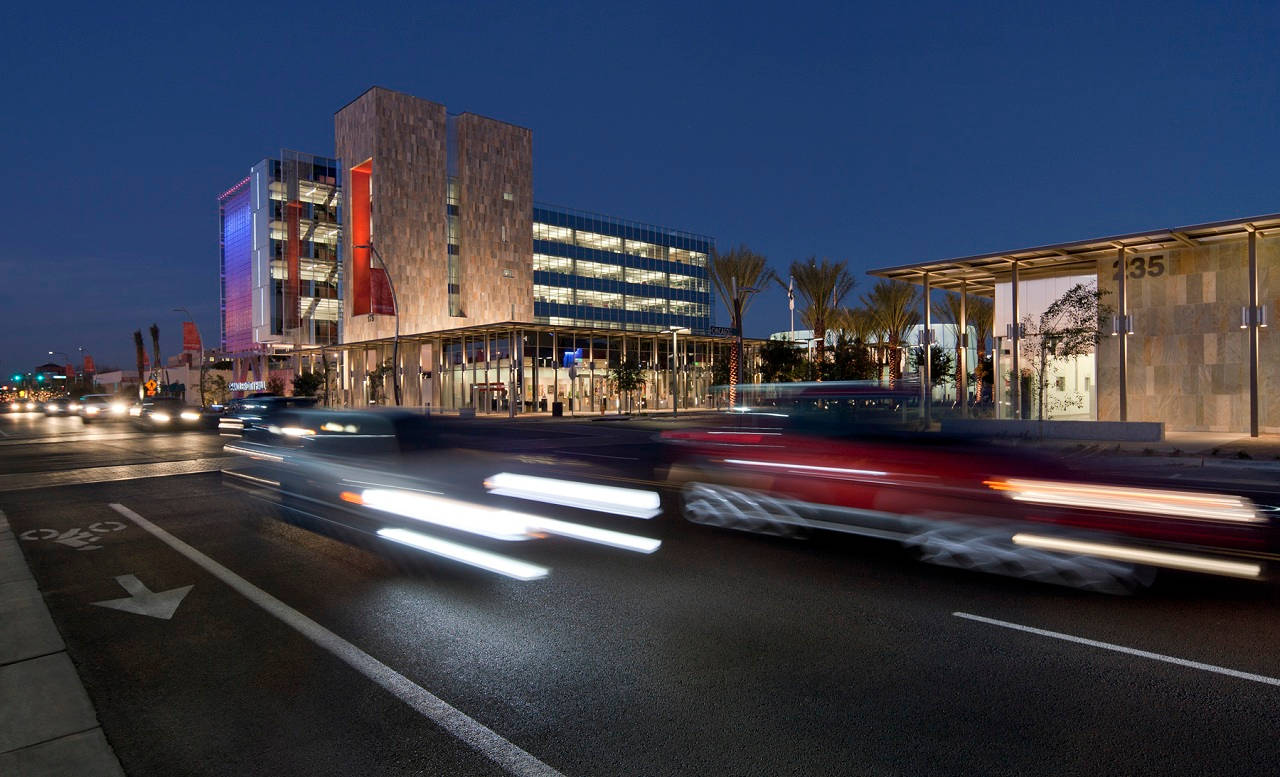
<box><xmin>4</xmin><ymin>411</ymin><xmax>1280</xmax><ymax>776</ymax></box>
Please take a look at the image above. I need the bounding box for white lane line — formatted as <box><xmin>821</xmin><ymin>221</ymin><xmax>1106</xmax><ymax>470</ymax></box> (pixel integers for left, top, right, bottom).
<box><xmin>954</xmin><ymin>611</ymin><xmax>1280</xmax><ymax>688</ymax></box>
<box><xmin>108</xmin><ymin>503</ymin><xmax>566</xmax><ymax>777</ymax></box>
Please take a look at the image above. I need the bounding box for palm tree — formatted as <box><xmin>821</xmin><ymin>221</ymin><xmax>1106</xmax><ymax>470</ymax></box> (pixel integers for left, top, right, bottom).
<box><xmin>133</xmin><ymin>330</ymin><xmax>146</xmax><ymax>392</ymax></box>
<box><xmin>861</xmin><ymin>280</ymin><xmax>921</xmax><ymax>382</ymax></box>
<box><xmin>709</xmin><ymin>245</ymin><xmax>776</xmax><ymax>399</ymax></box>
<box><xmin>783</xmin><ymin>257</ymin><xmax>856</xmax><ymax>374</ymax></box>
<box><xmin>967</xmin><ymin>296</ymin><xmax>994</xmax><ymax>402</ymax></box>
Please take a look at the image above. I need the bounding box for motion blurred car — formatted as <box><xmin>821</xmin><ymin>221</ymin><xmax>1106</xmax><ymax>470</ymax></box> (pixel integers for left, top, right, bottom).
<box><xmin>134</xmin><ymin>397</ymin><xmax>205</xmax><ymax>431</ymax></box>
<box><xmin>42</xmin><ymin>396</ymin><xmax>74</xmax><ymax>416</ymax></box>
<box><xmin>663</xmin><ymin>382</ymin><xmax>1276</xmax><ymax>593</ymax></box>
<box><xmin>217</xmin><ymin>395</ymin><xmax>317</xmax><ymax>436</ymax></box>
<box><xmin>78</xmin><ymin>394</ymin><xmax>131</xmax><ymax>423</ymax></box>
<box><xmin>222</xmin><ymin>408</ymin><xmax>663</xmax><ymax>579</ymax></box>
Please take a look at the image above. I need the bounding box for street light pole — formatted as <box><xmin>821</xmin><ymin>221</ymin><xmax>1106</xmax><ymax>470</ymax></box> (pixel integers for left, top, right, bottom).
<box><xmin>172</xmin><ymin>307</ymin><xmax>205</xmax><ymax>406</ymax></box>
<box><xmin>356</xmin><ymin>242</ymin><xmax>401</xmax><ymax>406</ymax></box>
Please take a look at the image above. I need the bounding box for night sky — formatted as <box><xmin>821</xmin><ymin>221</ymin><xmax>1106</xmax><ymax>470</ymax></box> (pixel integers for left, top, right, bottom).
<box><xmin>4</xmin><ymin>0</ymin><xmax>1279</xmax><ymax>372</ymax></box>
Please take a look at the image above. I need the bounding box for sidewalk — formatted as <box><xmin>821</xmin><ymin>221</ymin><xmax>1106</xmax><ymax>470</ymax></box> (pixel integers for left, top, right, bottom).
<box><xmin>0</xmin><ymin>510</ymin><xmax>124</xmax><ymax>777</ymax></box>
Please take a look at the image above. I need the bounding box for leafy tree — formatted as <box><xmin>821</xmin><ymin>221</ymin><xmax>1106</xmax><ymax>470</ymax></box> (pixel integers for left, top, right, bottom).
<box><xmin>1017</xmin><ymin>282</ymin><xmax>1110</xmax><ymax>421</ymax></box>
<box><xmin>266</xmin><ymin>376</ymin><xmax>285</xmax><ymax>396</ymax></box>
<box><xmin>829</xmin><ymin>334</ymin><xmax>876</xmax><ymax>381</ymax></box>
<box><xmin>367</xmin><ymin>361</ymin><xmax>394</xmax><ymax>405</ymax></box>
<box><xmin>206</xmin><ymin>374</ymin><xmax>229</xmax><ymax>405</ymax></box>
<box><xmin>609</xmin><ymin>358</ymin><xmax>645</xmax><ymax>413</ymax></box>
<box><xmin>910</xmin><ymin>347</ymin><xmax>954</xmax><ymax>387</ymax></box>
<box><xmin>759</xmin><ymin>339</ymin><xmax>807</xmax><ymax>382</ymax></box>
<box><xmin>292</xmin><ymin>371</ymin><xmax>324</xmax><ymax>398</ymax></box>
<box><xmin>967</xmin><ymin>296</ymin><xmax>994</xmax><ymax>402</ymax></box>
<box><xmin>783</xmin><ymin>257</ymin><xmax>856</xmax><ymax>376</ymax></box>
<box><xmin>861</xmin><ymin>280</ymin><xmax>921</xmax><ymax>382</ymax></box>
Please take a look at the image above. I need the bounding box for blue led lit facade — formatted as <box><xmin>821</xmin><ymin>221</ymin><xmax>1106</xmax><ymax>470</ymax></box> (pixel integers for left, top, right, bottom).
<box><xmin>532</xmin><ymin>205</ymin><xmax>714</xmax><ymax>335</ymax></box>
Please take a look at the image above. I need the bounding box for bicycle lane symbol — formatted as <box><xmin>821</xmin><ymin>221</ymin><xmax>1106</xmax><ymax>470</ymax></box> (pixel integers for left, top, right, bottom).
<box><xmin>19</xmin><ymin>520</ymin><xmax>128</xmax><ymax>551</ymax></box>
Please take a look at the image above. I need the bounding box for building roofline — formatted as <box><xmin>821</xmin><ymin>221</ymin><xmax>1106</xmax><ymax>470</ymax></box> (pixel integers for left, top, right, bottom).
<box><xmin>867</xmin><ymin>210</ymin><xmax>1280</xmax><ymax>294</ymax></box>
<box><xmin>533</xmin><ymin>202</ymin><xmax>715</xmax><ymax>244</ymax></box>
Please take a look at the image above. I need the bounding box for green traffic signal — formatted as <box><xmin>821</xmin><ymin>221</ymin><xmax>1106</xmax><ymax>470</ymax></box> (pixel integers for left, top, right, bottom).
<box><xmin>10</xmin><ymin>374</ymin><xmax>18</xmax><ymax>382</ymax></box>
<box><xmin>36</xmin><ymin>374</ymin><xmax>45</xmax><ymax>382</ymax></box>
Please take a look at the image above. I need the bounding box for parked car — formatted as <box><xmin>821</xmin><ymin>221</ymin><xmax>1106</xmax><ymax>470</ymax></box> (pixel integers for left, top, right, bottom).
<box><xmin>78</xmin><ymin>394</ymin><xmax>131</xmax><ymax>423</ymax></box>
<box><xmin>134</xmin><ymin>397</ymin><xmax>205</xmax><ymax>431</ymax></box>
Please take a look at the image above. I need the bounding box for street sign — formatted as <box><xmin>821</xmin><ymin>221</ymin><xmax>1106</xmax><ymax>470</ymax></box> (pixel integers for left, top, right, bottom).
<box><xmin>711</xmin><ymin>326</ymin><xmax>734</xmax><ymax>337</ymax></box>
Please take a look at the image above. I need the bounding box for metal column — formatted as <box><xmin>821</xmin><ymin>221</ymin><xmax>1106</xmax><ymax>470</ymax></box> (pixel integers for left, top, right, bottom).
<box><xmin>1117</xmin><ymin>247</ymin><xmax>1128</xmax><ymax>422</ymax></box>
<box><xmin>959</xmin><ymin>279</ymin><xmax>968</xmax><ymax>418</ymax></box>
<box><xmin>1010</xmin><ymin>260</ymin><xmax>1020</xmax><ymax>419</ymax></box>
<box><xmin>1248</xmin><ymin>229</ymin><xmax>1259</xmax><ymax>437</ymax></box>
<box><xmin>922</xmin><ymin>272</ymin><xmax>932</xmax><ymax>424</ymax></box>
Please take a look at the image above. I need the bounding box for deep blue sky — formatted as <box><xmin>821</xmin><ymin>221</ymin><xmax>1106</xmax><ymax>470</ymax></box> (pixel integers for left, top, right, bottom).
<box><xmin>4</xmin><ymin>0</ymin><xmax>1278</xmax><ymax>371</ymax></box>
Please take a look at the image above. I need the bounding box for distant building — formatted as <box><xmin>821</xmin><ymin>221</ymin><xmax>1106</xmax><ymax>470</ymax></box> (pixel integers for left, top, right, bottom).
<box><xmin>219</xmin><ymin>152</ymin><xmax>343</xmax><ymax>355</ymax></box>
<box><xmin>220</xmin><ymin>87</ymin><xmax>729</xmax><ymax>411</ymax></box>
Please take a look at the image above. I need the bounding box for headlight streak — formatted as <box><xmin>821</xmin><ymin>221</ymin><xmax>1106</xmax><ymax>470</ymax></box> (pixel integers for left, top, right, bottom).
<box><xmin>151</xmin><ymin>412</ymin><xmax>171</xmax><ymax>423</ymax></box>
<box><xmin>222</xmin><ymin>443</ymin><xmax>284</xmax><ymax>462</ymax></box>
<box><xmin>986</xmin><ymin>478</ymin><xmax>1262</xmax><ymax>524</ymax></box>
<box><xmin>483</xmin><ymin>472</ymin><xmax>661</xmax><ymax>519</ymax></box>
<box><xmin>180</xmin><ymin>411</ymin><xmax>201</xmax><ymax>421</ymax></box>
<box><xmin>357</xmin><ymin>487</ymin><xmax>662</xmax><ymax>553</ymax></box>
<box><xmin>722</xmin><ymin>459</ymin><xmax>889</xmax><ymax>478</ymax></box>
<box><xmin>376</xmin><ymin>528</ymin><xmax>549</xmax><ymax>581</ymax></box>
<box><xmin>1010</xmin><ymin>533</ymin><xmax>1263</xmax><ymax>579</ymax></box>
<box><xmin>84</xmin><ymin>406</ymin><xmax>100</xmax><ymax>415</ymax></box>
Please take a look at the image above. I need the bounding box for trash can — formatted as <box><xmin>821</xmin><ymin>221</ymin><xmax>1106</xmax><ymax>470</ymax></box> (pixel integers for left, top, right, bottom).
<box><xmin>552</xmin><ymin>401</ymin><xmax>564</xmax><ymax>417</ymax></box>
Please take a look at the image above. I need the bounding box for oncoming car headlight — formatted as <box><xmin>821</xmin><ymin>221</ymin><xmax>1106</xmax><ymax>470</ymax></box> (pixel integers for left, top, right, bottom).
<box><xmin>180</xmin><ymin>411</ymin><xmax>201</xmax><ymax>421</ymax></box>
<box><xmin>151</xmin><ymin>412</ymin><xmax>171</xmax><ymax>423</ymax></box>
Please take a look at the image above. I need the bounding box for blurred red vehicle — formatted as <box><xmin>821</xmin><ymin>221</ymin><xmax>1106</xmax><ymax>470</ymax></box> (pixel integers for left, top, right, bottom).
<box><xmin>663</xmin><ymin>382</ymin><xmax>1276</xmax><ymax>593</ymax></box>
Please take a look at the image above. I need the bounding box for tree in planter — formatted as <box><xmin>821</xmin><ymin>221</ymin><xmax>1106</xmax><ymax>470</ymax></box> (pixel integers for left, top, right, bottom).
<box><xmin>206</xmin><ymin>374</ymin><xmax>230</xmax><ymax>405</ymax></box>
<box><xmin>266</xmin><ymin>376</ymin><xmax>285</xmax><ymax>396</ymax></box>
<box><xmin>609</xmin><ymin>358</ymin><xmax>646</xmax><ymax>414</ymax></box>
<box><xmin>366</xmin><ymin>361</ymin><xmax>394</xmax><ymax>405</ymax></box>
<box><xmin>292</xmin><ymin>371</ymin><xmax>324</xmax><ymax>398</ymax></box>
<box><xmin>1017</xmin><ymin>282</ymin><xmax>1110</xmax><ymax>421</ymax></box>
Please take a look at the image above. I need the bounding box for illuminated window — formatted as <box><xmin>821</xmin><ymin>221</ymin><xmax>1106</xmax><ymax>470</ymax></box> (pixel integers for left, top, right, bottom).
<box><xmin>533</xmin><ymin>223</ymin><xmax>573</xmax><ymax>243</ymax></box>
<box><xmin>575</xmin><ymin>260</ymin><xmax>623</xmax><ymax>281</ymax></box>
<box><xmin>625</xmin><ymin>267</ymin><xmax>666</xmax><ymax>286</ymax></box>
<box><xmin>576</xmin><ymin>231</ymin><xmax>623</xmax><ymax>252</ymax></box>
<box><xmin>534</xmin><ymin>253</ymin><xmax>573</xmax><ymax>273</ymax></box>
<box><xmin>534</xmin><ymin>285</ymin><xmax>573</xmax><ymax>304</ymax></box>
<box><xmin>625</xmin><ymin>239</ymin><xmax>666</xmax><ymax>260</ymax></box>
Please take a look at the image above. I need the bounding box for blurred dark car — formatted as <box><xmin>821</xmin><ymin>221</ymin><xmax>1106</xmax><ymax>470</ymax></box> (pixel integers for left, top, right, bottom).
<box><xmin>218</xmin><ymin>395</ymin><xmax>318</xmax><ymax>436</ymax></box>
<box><xmin>78</xmin><ymin>394</ymin><xmax>131</xmax><ymax>423</ymax></box>
<box><xmin>134</xmin><ymin>397</ymin><xmax>205</xmax><ymax>431</ymax></box>
<box><xmin>664</xmin><ymin>382</ymin><xmax>1276</xmax><ymax>593</ymax></box>
<box><xmin>222</xmin><ymin>408</ymin><xmax>663</xmax><ymax>579</ymax></box>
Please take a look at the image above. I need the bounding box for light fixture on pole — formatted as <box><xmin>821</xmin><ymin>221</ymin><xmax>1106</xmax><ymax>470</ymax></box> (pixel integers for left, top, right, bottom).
<box><xmin>355</xmin><ymin>242</ymin><xmax>401</xmax><ymax>406</ymax></box>
<box><xmin>667</xmin><ymin>325</ymin><xmax>691</xmax><ymax>417</ymax></box>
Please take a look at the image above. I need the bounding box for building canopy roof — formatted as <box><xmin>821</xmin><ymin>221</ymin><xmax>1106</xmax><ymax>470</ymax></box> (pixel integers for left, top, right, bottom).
<box><xmin>868</xmin><ymin>211</ymin><xmax>1280</xmax><ymax>296</ymax></box>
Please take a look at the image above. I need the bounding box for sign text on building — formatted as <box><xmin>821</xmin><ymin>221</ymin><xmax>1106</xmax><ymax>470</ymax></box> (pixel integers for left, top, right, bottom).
<box><xmin>230</xmin><ymin>380</ymin><xmax>267</xmax><ymax>392</ymax></box>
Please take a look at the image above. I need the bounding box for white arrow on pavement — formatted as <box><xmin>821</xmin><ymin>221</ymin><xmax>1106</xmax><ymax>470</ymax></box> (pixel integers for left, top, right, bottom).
<box><xmin>91</xmin><ymin>575</ymin><xmax>193</xmax><ymax>620</ymax></box>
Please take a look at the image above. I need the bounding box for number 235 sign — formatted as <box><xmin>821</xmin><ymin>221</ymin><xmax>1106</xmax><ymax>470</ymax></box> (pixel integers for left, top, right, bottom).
<box><xmin>1111</xmin><ymin>254</ymin><xmax>1165</xmax><ymax>280</ymax></box>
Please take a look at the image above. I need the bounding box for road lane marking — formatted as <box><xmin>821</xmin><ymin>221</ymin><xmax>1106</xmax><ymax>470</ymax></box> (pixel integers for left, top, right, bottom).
<box><xmin>108</xmin><ymin>503</ymin><xmax>566</xmax><ymax>777</ymax></box>
<box><xmin>953</xmin><ymin>611</ymin><xmax>1280</xmax><ymax>687</ymax></box>
<box><xmin>0</xmin><ymin>458</ymin><xmax>229</xmax><ymax>492</ymax></box>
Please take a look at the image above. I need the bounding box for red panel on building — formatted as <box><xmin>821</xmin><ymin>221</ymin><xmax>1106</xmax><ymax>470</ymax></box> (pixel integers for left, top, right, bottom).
<box><xmin>182</xmin><ymin>322</ymin><xmax>202</xmax><ymax>353</ymax></box>
<box><xmin>350</xmin><ymin>160</ymin><xmax>372</xmax><ymax>316</ymax></box>
<box><xmin>285</xmin><ymin>201</ymin><xmax>302</xmax><ymax>330</ymax></box>
<box><xmin>371</xmin><ymin>268</ymin><xmax>395</xmax><ymax>315</ymax></box>
<box><xmin>83</xmin><ymin>355</ymin><xmax>95</xmax><ymax>374</ymax></box>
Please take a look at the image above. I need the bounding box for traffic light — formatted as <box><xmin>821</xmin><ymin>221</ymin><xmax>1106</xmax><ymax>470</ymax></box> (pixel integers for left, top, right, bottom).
<box><xmin>36</xmin><ymin>374</ymin><xmax>45</xmax><ymax>383</ymax></box>
<box><xmin>10</xmin><ymin>374</ymin><xmax>19</xmax><ymax>383</ymax></box>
